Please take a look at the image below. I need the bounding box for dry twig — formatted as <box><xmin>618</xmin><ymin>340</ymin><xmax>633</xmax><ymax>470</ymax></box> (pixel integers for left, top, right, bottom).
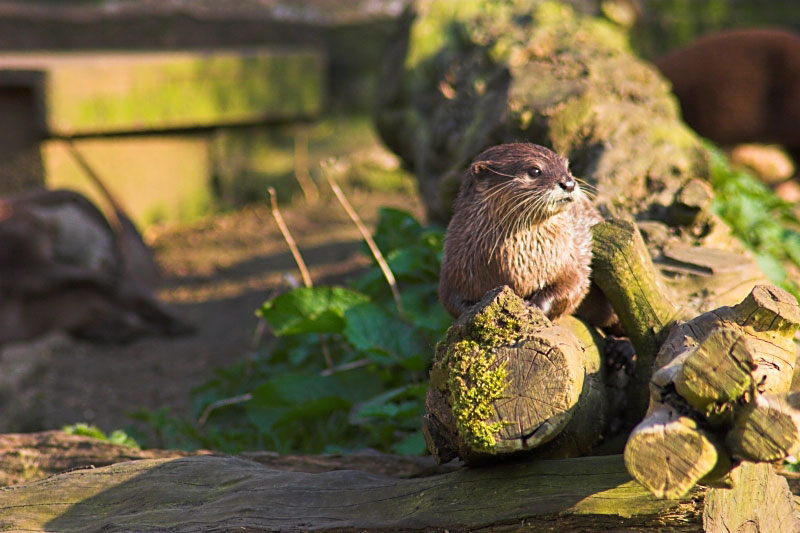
<box><xmin>198</xmin><ymin>393</ymin><xmax>253</xmax><ymax>426</ymax></box>
<box><xmin>267</xmin><ymin>187</ymin><xmax>313</xmax><ymax>289</ymax></box>
<box><xmin>320</xmin><ymin>159</ymin><xmax>404</xmax><ymax>314</ymax></box>
<box><xmin>293</xmin><ymin>127</ymin><xmax>319</xmax><ymax>202</ymax></box>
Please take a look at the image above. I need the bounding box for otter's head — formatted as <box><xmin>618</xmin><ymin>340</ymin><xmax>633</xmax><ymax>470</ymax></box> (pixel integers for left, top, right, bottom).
<box><xmin>466</xmin><ymin>143</ymin><xmax>580</xmax><ymax>223</ymax></box>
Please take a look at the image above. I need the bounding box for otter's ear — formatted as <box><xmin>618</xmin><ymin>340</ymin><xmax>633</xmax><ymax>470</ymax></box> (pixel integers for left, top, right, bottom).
<box><xmin>470</xmin><ymin>161</ymin><xmax>491</xmax><ymax>176</ymax></box>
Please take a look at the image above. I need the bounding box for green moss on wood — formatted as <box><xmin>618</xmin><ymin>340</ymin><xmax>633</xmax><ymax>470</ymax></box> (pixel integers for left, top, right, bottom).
<box><xmin>445</xmin><ymin>339</ymin><xmax>510</xmax><ymax>452</ymax></box>
<box><xmin>431</xmin><ymin>287</ymin><xmax>531</xmax><ymax>454</ymax></box>
<box><xmin>378</xmin><ymin>0</ymin><xmax>711</xmax><ymax>224</ymax></box>
<box><xmin>0</xmin><ymin>49</ymin><xmax>324</xmax><ymax>136</ymax></box>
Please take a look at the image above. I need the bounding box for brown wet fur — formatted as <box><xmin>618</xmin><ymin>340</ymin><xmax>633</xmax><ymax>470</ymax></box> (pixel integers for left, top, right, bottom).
<box><xmin>439</xmin><ymin>143</ymin><xmax>614</xmax><ymax>325</ymax></box>
<box><xmin>656</xmin><ymin>28</ymin><xmax>800</xmax><ymax>165</ymax></box>
<box><xmin>0</xmin><ymin>188</ymin><xmax>189</xmax><ymax>345</ymax></box>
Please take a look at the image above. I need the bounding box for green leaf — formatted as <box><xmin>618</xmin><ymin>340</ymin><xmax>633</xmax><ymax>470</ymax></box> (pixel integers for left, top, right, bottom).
<box><xmin>246</xmin><ymin>369</ymin><xmax>385</xmax><ymax>430</ymax></box>
<box><xmin>351</xmin><ymin>384</ymin><xmax>427</xmax><ymax>425</ymax></box>
<box><xmin>785</xmin><ymin>232</ymin><xmax>800</xmax><ymax>267</ymax></box>
<box><xmin>344</xmin><ymin>303</ymin><xmax>428</xmax><ymax>361</ymax></box>
<box><xmin>107</xmin><ymin>430</ymin><xmax>140</xmax><ymax>449</ymax></box>
<box><xmin>392</xmin><ymin>431</ymin><xmax>427</xmax><ymax>455</ymax></box>
<box><xmin>754</xmin><ymin>252</ymin><xmax>786</xmax><ymax>284</ymax></box>
<box><xmin>373</xmin><ymin>207</ymin><xmax>426</xmax><ymax>253</ymax></box>
<box><xmin>258</xmin><ymin>287</ymin><xmax>370</xmax><ymax>335</ymax></box>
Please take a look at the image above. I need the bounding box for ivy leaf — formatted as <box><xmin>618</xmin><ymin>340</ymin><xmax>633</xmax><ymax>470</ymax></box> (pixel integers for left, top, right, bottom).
<box><xmin>258</xmin><ymin>287</ymin><xmax>370</xmax><ymax>335</ymax></box>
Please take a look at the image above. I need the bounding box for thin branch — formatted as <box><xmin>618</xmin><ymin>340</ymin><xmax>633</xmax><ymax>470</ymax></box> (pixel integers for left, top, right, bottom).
<box><xmin>320</xmin><ymin>159</ymin><xmax>404</xmax><ymax>315</ymax></box>
<box><xmin>267</xmin><ymin>187</ymin><xmax>313</xmax><ymax>289</ymax></box>
<box><xmin>293</xmin><ymin>127</ymin><xmax>319</xmax><ymax>202</ymax></box>
<box><xmin>198</xmin><ymin>393</ymin><xmax>253</xmax><ymax>427</ymax></box>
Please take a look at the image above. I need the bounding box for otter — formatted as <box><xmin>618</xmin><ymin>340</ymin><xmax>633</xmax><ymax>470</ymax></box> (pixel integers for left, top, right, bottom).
<box><xmin>439</xmin><ymin>143</ymin><xmax>609</xmax><ymax>323</ymax></box>
<box><xmin>655</xmin><ymin>28</ymin><xmax>800</xmax><ymax>168</ymax></box>
<box><xmin>0</xmin><ymin>186</ymin><xmax>190</xmax><ymax>344</ymax></box>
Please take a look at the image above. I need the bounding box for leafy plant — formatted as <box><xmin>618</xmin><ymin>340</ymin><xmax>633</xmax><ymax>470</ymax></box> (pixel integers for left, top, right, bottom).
<box><xmin>63</xmin><ymin>423</ymin><xmax>140</xmax><ymax>449</ymax></box>
<box><xmin>707</xmin><ymin>144</ymin><xmax>800</xmax><ymax>298</ymax></box>
<box><xmin>133</xmin><ymin>208</ymin><xmax>450</xmax><ymax>455</ymax></box>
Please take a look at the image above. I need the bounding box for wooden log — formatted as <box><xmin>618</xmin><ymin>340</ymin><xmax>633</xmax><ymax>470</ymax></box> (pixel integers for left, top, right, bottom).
<box><xmin>625</xmin><ymin>285</ymin><xmax>800</xmax><ymax>498</ymax></box>
<box><xmin>703</xmin><ymin>462</ymin><xmax>798</xmax><ymax>533</ymax></box>
<box><xmin>591</xmin><ymin>218</ymin><xmax>679</xmax><ymax>422</ymax></box>
<box><xmin>624</xmin><ymin>405</ymin><xmax>731</xmax><ymax>499</ymax></box>
<box><xmin>1</xmin><ymin>433</ymin><xmax>796</xmax><ymax>531</ymax></box>
<box><xmin>0</xmin><ymin>431</ymin><xmax>458</xmax><ymax>488</ymax></box>
<box><xmin>0</xmin><ymin>454</ymin><xmax>706</xmax><ymax>532</ymax></box>
<box><xmin>672</xmin><ymin>327</ymin><xmax>757</xmax><ymax>415</ymax></box>
<box><xmin>423</xmin><ymin>286</ymin><xmax>610</xmax><ymax>463</ymax></box>
<box><xmin>0</xmin><ymin>430</ymin><xmax>194</xmax><ymax>488</ymax></box>
<box><xmin>726</xmin><ymin>393</ymin><xmax>800</xmax><ymax>462</ymax></box>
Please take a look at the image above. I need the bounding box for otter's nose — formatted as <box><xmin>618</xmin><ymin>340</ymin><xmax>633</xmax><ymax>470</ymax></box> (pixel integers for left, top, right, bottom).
<box><xmin>558</xmin><ymin>176</ymin><xmax>576</xmax><ymax>192</ymax></box>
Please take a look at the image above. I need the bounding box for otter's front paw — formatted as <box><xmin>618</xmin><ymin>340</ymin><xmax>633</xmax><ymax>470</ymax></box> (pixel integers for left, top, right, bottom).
<box><xmin>525</xmin><ymin>294</ymin><xmax>553</xmax><ymax>316</ymax></box>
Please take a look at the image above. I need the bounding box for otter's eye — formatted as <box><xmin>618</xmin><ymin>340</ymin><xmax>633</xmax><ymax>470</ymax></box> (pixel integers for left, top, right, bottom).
<box><xmin>528</xmin><ymin>167</ymin><xmax>542</xmax><ymax>178</ymax></box>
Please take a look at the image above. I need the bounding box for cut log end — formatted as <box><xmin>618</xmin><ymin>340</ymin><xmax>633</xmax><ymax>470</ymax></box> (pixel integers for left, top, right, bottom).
<box><xmin>624</xmin><ymin>406</ymin><xmax>727</xmax><ymax>499</ymax></box>
<box><xmin>425</xmin><ymin>287</ymin><xmax>601</xmax><ymax>462</ymax></box>
<box><xmin>734</xmin><ymin>284</ymin><xmax>800</xmax><ymax>335</ymax></box>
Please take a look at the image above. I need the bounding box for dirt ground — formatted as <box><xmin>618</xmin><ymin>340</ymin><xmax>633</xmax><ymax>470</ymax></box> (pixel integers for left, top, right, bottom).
<box><xmin>0</xmin><ymin>189</ymin><xmax>423</xmax><ymax>438</ymax></box>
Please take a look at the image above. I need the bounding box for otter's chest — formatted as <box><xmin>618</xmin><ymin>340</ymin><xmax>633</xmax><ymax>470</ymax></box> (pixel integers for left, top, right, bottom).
<box><xmin>496</xmin><ymin>220</ymin><xmax>581</xmax><ymax>293</ymax></box>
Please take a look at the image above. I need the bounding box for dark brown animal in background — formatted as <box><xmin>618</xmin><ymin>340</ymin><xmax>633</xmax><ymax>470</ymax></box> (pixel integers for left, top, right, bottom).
<box><xmin>439</xmin><ymin>143</ymin><xmax>614</xmax><ymax>326</ymax></box>
<box><xmin>0</xmin><ymin>187</ymin><xmax>190</xmax><ymax>344</ymax></box>
<box><xmin>656</xmin><ymin>28</ymin><xmax>800</xmax><ymax>167</ymax></box>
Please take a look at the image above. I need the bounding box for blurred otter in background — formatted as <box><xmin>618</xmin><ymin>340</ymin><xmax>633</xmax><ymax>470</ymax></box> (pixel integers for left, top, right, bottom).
<box><xmin>656</xmin><ymin>28</ymin><xmax>800</xmax><ymax>180</ymax></box>
<box><xmin>0</xmin><ymin>186</ymin><xmax>190</xmax><ymax>345</ymax></box>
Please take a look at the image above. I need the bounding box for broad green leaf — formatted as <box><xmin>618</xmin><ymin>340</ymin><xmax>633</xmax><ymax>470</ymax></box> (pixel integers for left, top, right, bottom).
<box><xmin>258</xmin><ymin>287</ymin><xmax>370</xmax><ymax>335</ymax></box>
<box><xmin>373</xmin><ymin>207</ymin><xmax>425</xmax><ymax>252</ymax></box>
<box><xmin>343</xmin><ymin>303</ymin><xmax>427</xmax><ymax>360</ymax></box>
<box><xmin>249</xmin><ymin>369</ymin><xmax>382</xmax><ymax>407</ymax></box>
<box><xmin>351</xmin><ymin>384</ymin><xmax>427</xmax><ymax>425</ymax></box>
<box><xmin>392</xmin><ymin>431</ymin><xmax>427</xmax><ymax>455</ymax></box>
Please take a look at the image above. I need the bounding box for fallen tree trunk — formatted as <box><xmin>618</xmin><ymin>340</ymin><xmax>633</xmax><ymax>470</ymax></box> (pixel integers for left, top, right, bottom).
<box><xmin>1</xmin><ymin>452</ymin><xmax>795</xmax><ymax>532</ymax></box>
<box><xmin>0</xmin><ymin>431</ymin><xmax>457</xmax><ymax>487</ymax></box>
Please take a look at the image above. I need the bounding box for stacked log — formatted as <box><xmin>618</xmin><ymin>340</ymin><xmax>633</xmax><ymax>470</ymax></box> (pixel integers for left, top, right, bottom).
<box><xmin>424</xmin><ymin>217</ymin><xmax>800</xmax><ymax>507</ymax></box>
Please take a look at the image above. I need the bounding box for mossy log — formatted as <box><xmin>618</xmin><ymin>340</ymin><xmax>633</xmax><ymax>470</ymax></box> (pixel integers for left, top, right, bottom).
<box><xmin>377</xmin><ymin>0</ymin><xmax>772</xmax><ymax>320</ymax></box>
<box><xmin>423</xmin><ymin>286</ymin><xmax>611</xmax><ymax>464</ymax></box>
<box><xmin>377</xmin><ymin>0</ymin><xmax>709</xmax><ymax>224</ymax></box>
<box><xmin>0</xmin><ymin>431</ymin><xmax>459</xmax><ymax>488</ymax></box>
<box><xmin>2</xmin><ymin>451</ymin><xmax>797</xmax><ymax>532</ymax></box>
<box><xmin>625</xmin><ymin>285</ymin><xmax>800</xmax><ymax>498</ymax></box>
<box><xmin>591</xmin><ymin>218</ymin><xmax>680</xmax><ymax>422</ymax></box>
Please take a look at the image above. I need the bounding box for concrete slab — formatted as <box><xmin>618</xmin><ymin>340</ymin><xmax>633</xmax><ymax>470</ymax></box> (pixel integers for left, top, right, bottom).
<box><xmin>0</xmin><ymin>47</ymin><xmax>324</xmax><ymax>136</ymax></box>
